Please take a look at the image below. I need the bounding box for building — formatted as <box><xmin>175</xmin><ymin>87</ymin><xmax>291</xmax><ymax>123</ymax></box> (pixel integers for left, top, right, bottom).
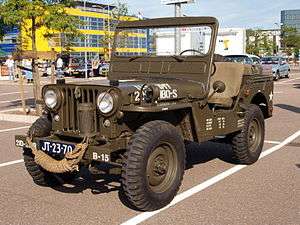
<box><xmin>1</xmin><ymin>1</ymin><xmax>146</xmax><ymax>60</ymax></box>
<box><xmin>0</xmin><ymin>26</ymin><xmax>18</xmax><ymax>58</ymax></box>
<box><xmin>215</xmin><ymin>28</ymin><xmax>246</xmax><ymax>55</ymax></box>
<box><xmin>281</xmin><ymin>9</ymin><xmax>300</xmax><ymax>33</ymax></box>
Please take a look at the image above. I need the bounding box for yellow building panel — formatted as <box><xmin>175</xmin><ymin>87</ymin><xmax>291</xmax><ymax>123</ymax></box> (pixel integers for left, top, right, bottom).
<box><xmin>79</xmin><ymin>29</ymin><xmax>146</xmax><ymax>38</ymax></box>
<box><xmin>20</xmin><ymin>7</ymin><xmax>145</xmax><ymax>55</ymax></box>
<box><xmin>52</xmin><ymin>47</ymin><xmax>146</xmax><ymax>54</ymax></box>
<box><xmin>65</xmin><ymin>8</ymin><xmax>138</xmax><ymax>21</ymax></box>
<box><xmin>116</xmin><ymin>48</ymin><xmax>148</xmax><ymax>53</ymax></box>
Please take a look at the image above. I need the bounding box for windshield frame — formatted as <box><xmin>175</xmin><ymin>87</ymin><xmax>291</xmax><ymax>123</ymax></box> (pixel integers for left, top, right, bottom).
<box><xmin>111</xmin><ymin>17</ymin><xmax>219</xmax><ymax>60</ymax></box>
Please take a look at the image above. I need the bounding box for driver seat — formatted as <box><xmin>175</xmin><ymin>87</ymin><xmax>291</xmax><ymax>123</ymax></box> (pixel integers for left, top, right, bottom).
<box><xmin>208</xmin><ymin>62</ymin><xmax>246</xmax><ymax>108</ymax></box>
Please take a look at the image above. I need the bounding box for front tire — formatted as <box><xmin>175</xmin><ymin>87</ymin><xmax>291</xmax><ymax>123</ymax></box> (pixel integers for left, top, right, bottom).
<box><xmin>121</xmin><ymin>120</ymin><xmax>185</xmax><ymax>211</ymax></box>
<box><xmin>229</xmin><ymin>104</ymin><xmax>265</xmax><ymax>165</ymax></box>
<box><xmin>25</xmin><ymin>116</ymin><xmax>78</xmax><ymax>186</ymax></box>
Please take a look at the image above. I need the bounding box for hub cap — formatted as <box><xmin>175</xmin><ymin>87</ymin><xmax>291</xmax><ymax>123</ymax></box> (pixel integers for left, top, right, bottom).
<box><xmin>146</xmin><ymin>143</ymin><xmax>178</xmax><ymax>193</ymax></box>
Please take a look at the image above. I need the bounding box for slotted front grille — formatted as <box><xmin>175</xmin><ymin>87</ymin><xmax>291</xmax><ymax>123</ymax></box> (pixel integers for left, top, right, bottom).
<box><xmin>60</xmin><ymin>87</ymin><xmax>101</xmax><ymax>134</ymax></box>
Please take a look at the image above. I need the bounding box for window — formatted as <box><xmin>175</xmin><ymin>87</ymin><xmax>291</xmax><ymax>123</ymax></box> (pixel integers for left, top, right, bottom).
<box><xmin>78</xmin><ymin>16</ymin><xmax>104</xmax><ymax>30</ymax></box>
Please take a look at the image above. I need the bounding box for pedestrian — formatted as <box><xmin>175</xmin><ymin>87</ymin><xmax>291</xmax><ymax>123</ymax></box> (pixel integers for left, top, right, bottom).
<box><xmin>92</xmin><ymin>56</ymin><xmax>100</xmax><ymax>77</ymax></box>
<box><xmin>5</xmin><ymin>55</ymin><xmax>15</xmax><ymax>81</ymax></box>
<box><xmin>56</xmin><ymin>55</ymin><xmax>64</xmax><ymax>78</ymax></box>
<box><xmin>22</xmin><ymin>59</ymin><xmax>33</xmax><ymax>83</ymax></box>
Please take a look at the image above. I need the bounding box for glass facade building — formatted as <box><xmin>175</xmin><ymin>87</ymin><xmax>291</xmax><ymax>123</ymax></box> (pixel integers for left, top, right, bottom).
<box><xmin>49</xmin><ymin>1</ymin><xmax>147</xmax><ymax>60</ymax></box>
<box><xmin>281</xmin><ymin>9</ymin><xmax>300</xmax><ymax>33</ymax></box>
<box><xmin>0</xmin><ymin>26</ymin><xmax>18</xmax><ymax>57</ymax></box>
<box><xmin>0</xmin><ymin>1</ymin><xmax>146</xmax><ymax>60</ymax></box>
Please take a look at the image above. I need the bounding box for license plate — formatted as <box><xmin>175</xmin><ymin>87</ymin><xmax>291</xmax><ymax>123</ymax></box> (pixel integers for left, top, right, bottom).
<box><xmin>39</xmin><ymin>140</ymin><xmax>75</xmax><ymax>155</ymax></box>
<box><xmin>15</xmin><ymin>135</ymin><xmax>27</xmax><ymax>148</ymax></box>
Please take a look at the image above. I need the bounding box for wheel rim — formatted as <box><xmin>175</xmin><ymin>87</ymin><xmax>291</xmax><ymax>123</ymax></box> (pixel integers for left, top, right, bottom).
<box><xmin>248</xmin><ymin>118</ymin><xmax>262</xmax><ymax>153</ymax></box>
<box><xmin>146</xmin><ymin>142</ymin><xmax>178</xmax><ymax>193</ymax></box>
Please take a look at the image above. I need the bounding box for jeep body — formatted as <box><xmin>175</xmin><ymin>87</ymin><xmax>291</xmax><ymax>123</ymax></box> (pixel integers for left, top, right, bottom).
<box><xmin>15</xmin><ymin>17</ymin><xmax>273</xmax><ymax>210</ymax></box>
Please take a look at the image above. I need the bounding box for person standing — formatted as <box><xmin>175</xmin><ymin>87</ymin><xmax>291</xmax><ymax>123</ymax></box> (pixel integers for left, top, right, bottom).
<box><xmin>5</xmin><ymin>55</ymin><xmax>15</xmax><ymax>81</ymax></box>
<box><xmin>56</xmin><ymin>55</ymin><xmax>64</xmax><ymax>78</ymax></box>
<box><xmin>92</xmin><ymin>56</ymin><xmax>100</xmax><ymax>77</ymax></box>
<box><xmin>22</xmin><ymin>59</ymin><xmax>33</xmax><ymax>83</ymax></box>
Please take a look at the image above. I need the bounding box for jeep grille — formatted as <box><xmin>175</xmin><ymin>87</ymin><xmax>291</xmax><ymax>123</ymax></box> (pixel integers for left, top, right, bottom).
<box><xmin>59</xmin><ymin>86</ymin><xmax>101</xmax><ymax>134</ymax></box>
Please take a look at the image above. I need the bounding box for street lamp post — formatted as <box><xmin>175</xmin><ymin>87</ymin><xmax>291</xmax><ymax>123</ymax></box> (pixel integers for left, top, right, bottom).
<box><xmin>274</xmin><ymin>22</ymin><xmax>282</xmax><ymax>55</ymax></box>
<box><xmin>161</xmin><ymin>1</ymin><xmax>195</xmax><ymax>55</ymax></box>
<box><xmin>84</xmin><ymin>0</ymin><xmax>88</xmax><ymax>79</ymax></box>
<box><xmin>175</xmin><ymin>3</ymin><xmax>182</xmax><ymax>55</ymax></box>
<box><xmin>107</xmin><ymin>4</ymin><xmax>111</xmax><ymax>61</ymax></box>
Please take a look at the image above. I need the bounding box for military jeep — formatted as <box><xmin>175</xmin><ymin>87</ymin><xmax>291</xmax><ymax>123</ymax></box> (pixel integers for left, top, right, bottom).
<box><xmin>15</xmin><ymin>17</ymin><xmax>273</xmax><ymax>211</ymax></box>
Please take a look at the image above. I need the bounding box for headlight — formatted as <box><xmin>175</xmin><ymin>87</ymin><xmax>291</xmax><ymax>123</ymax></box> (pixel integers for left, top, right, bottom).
<box><xmin>44</xmin><ymin>89</ymin><xmax>58</xmax><ymax>109</ymax></box>
<box><xmin>97</xmin><ymin>92</ymin><xmax>114</xmax><ymax>114</ymax></box>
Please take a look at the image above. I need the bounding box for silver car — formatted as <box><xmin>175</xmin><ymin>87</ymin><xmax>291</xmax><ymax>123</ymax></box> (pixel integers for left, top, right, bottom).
<box><xmin>261</xmin><ymin>56</ymin><xmax>291</xmax><ymax>81</ymax></box>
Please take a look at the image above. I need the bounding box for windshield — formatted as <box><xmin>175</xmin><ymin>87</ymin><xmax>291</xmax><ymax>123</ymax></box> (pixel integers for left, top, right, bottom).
<box><xmin>261</xmin><ymin>57</ymin><xmax>280</xmax><ymax>64</ymax></box>
<box><xmin>113</xmin><ymin>25</ymin><xmax>212</xmax><ymax>57</ymax></box>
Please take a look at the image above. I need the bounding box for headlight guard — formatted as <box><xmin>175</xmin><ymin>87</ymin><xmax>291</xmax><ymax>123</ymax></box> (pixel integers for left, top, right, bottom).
<box><xmin>97</xmin><ymin>91</ymin><xmax>118</xmax><ymax>116</ymax></box>
<box><xmin>44</xmin><ymin>89</ymin><xmax>62</xmax><ymax>110</ymax></box>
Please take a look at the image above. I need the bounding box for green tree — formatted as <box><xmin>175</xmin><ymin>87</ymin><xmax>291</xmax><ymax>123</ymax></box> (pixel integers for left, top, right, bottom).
<box><xmin>281</xmin><ymin>26</ymin><xmax>300</xmax><ymax>57</ymax></box>
<box><xmin>102</xmin><ymin>1</ymin><xmax>129</xmax><ymax>61</ymax></box>
<box><xmin>0</xmin><ymin>0</ymin><xmax>81</xmax><ymax>114</ymax></box>
<box><xmin>246</xmin><ymin>29</ymin><xmax>262</xmax><ymax>55</ymax></box>
<box><xmin>246</xmin><ymin>29</ymin><xmax>278</xmax><ymax>56</ymax></box>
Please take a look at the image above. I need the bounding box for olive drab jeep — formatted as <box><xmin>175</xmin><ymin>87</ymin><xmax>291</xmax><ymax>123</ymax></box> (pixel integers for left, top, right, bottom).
<box><xmin>15</xmin><ymin>17</ymin><xmax>273</xmax><ymax>211</ymax></box>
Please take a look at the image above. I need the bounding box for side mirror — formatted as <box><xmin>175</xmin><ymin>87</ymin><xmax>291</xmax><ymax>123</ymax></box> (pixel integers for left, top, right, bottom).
<box><xmin>213</xmin><ymin>81</ymin><xmax>226</xmax><ymax>93</ymax></box>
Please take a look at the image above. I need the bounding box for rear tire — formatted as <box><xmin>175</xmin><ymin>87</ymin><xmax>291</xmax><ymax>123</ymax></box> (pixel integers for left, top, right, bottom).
<box><xmin>121</xmin><ymin>120</ymin><xmax>185</xmax><ymax>211</ymax></box>
<box><xmin>228</xmin><ymin>104</ymin><xmax>265</xmax><ymax>165</ymax></box>
<box><xmin>24</xmin><ymin>116</ymin><xmax>78</xmax><ymax>186</ymax></box>
<box><xmin>285</xmin><ymin>70</ymin><xmax>290</xmax><ymax>78</ymax></box>
<box><xmin>274</xmin><ymin>71</ymin><xmax>280</xmax><ymax>81</ymax></box>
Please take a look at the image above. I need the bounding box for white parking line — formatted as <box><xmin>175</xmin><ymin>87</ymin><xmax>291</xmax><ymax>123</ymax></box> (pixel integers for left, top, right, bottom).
<box><xmin>264</xmin><ymin>140</ymin><xmax>281</xmax><ymax>145</ymax></box>
<box><xmin>0</xmin><ymin>99</ymin><xmax>21</xmax><ymax>104</ymax></box>
<box><xmin>0</xmin><ymin>159</ymin><xmax>24</xmax><ymax>168</ymax></box>
<box><xmin>0</xmin><ymin>91</ymin><xmax>28</xmax><ymax>96</ymax></box>
<box><xmin>0</xmin><ymin>126</ymin><xmax>30</xmax><ymax>133</ymax></box>
<box><xmin>121</xmin><ymin>130</ymin><xmax>300</xmax><ymax>225</ymax></box>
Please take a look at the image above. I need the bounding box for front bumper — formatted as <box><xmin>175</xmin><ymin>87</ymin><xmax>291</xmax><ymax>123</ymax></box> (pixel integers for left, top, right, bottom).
<box><xmin>15</xmin><ymin>135</ymin><xmax>127</xmax><ymax>166</ymax></box>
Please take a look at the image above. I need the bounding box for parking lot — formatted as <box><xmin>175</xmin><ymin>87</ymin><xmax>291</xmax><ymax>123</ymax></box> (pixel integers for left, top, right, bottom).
<box><xmin>0</xmin><ymin>73</ymin><xmax>299</xmax><ymax>225</ymax></box>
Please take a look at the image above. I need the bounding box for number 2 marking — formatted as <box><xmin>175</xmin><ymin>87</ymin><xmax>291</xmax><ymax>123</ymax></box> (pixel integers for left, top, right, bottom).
<box><xmin>134</xmin><ymin>91</ymin><xmax>140</xmax><ymax>102</ymax></box>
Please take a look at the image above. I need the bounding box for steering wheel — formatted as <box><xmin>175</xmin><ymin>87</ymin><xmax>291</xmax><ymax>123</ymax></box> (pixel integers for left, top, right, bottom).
<box><xmin>179</xmin><ymin>49</ymin><xmax>204</xmax><ymax>56</ymax></box>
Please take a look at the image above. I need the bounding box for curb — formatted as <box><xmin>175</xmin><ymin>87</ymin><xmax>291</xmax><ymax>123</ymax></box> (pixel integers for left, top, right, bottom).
<box><xmin>0</xmin><ymin>112</ymin><xmax>38</xmax><ymax>124</ymax></box>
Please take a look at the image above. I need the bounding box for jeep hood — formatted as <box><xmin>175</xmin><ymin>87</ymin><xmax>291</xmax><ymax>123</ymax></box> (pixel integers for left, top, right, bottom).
<box><xmin>69</xmin><ymin>78</ymin><xmax>207</xmax><ymax>105</ymax></box>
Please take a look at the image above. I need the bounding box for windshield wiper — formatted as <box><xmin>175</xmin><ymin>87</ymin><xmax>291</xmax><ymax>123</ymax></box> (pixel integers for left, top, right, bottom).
<box><xmin>129</xmin><ymin>56</ymin><xmax>144</xmax><ymax>62</ymax></box>
<box><xmin>129</xmin><ymin>55</ymin><xmax>184</xmax><ymax>62</ymax></box>
<box><xmin>171</xmin><ymin>55</ymin><xmax>185</xmax><ymax>62</ymax></box>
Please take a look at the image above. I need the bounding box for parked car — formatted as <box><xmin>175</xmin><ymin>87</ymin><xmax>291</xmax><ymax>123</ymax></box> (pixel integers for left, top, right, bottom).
<box><xmin>99</xmin><ymin>63</ymin><xmax>110</xmax><ymax>76</ymax></box>
<box><xmin>65</xmin><ymin>58</ymin><xmax>92</xmax><ymax>77</ymax></box>
<box><xmin>261</xmin><ymin>56</ymin><xmax>290</xmax><ymax>81</ymax></box>
<box><xmin>224</xmin><ymin>54</ymin><xmax>261</xmax><ymax>65</ymax></box>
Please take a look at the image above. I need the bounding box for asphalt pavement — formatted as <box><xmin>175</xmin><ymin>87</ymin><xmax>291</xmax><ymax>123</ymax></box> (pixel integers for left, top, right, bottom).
<box><xmin>0</xmin><ymin>73</ymin><xmax>299</xmax><ymax>225</ymax></box>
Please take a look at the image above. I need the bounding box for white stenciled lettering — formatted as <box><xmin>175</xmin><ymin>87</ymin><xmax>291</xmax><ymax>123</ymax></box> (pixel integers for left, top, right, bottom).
<box><xmin>41</xmin><ymin>142</ymin><xmax>50</xmax><ymax>151</ymax></box>
<box><xmin>93</xmin><ymin>152</ymin><xmax>98</xmax><ymax>160</ymax></box>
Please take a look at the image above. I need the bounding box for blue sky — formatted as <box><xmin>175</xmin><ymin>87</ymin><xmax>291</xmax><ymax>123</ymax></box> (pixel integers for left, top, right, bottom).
<box><xmin>99</xmin><ymin>0</ymin><xmax>300</xmax><ymax>29</ymax></box>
